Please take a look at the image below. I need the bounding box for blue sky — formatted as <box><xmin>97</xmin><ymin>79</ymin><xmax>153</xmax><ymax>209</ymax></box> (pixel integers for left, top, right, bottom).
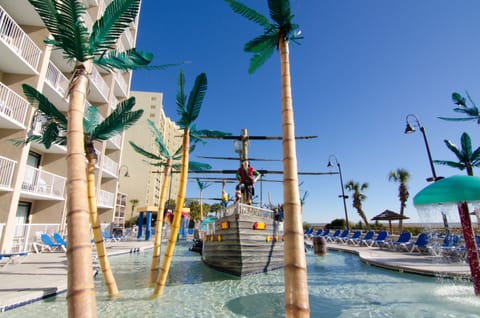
<box><xmin>131</xmin><ymin>0</ymin><xmax>480</xmax><ymax>225</ymax></box>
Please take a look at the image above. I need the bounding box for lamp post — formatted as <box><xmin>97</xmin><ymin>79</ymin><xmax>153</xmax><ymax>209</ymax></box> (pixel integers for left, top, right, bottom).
<box><xmin>118</xmin><ymin>164</ymin><xmax>130</xmax><ymax>178</ymax></box>
<box><xmin>327</xmin><ymin>155</ymin><xmax>350</xmax><ymax>230</ymax></box>
<box><xmin>404</xmin><ymin>114</ymin><xmax>442</xmax><ymax>182</ymax></box>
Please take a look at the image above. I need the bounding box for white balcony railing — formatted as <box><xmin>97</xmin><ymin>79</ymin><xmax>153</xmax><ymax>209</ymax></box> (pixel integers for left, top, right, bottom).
<box><xmin>0</xmin><ymin>6</ymin><xmax>41</xmax><ymax>72</ymax></box>
<box><xmin>45</xmin><ymin>61</ymin><xmax>69</xmax><ymax>98</ymax></box>
<box><xmin>98</xmin><ymin>189</ymin><xmax>114</xmax><ymax>208</ymax></box>
<box><xmin>21</xmin><ymin>166</ymin><xmax>66</xmax><ymax>199</ymax></box>
<box><xmin>0</xmin><ymin>156</ymin><xmax>16</xmax><ymax>191</ymax></box>
<box><xmin>0</xmin><ymin>81</ymin><xmax>29</xmax><ymax>128</ymax></box>
<box><xmin>102</xmin><ymin>155</ymin><xmax>118</xmax><ymax>177</ymax></box>
<box><xmin>106</xmin><ymin>133</ymin><xmax>121</xmax><ymax>150</ymax></box>
<box><xmin>90</xmin><ymin>66</ymin><xmax>109</xmax><ymax>102</ymax></box>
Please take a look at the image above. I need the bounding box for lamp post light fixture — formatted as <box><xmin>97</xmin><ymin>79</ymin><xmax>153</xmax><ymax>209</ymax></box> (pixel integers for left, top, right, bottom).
<box><xmin>404</xmin><ymin>114</ymin><xmax>443</xmax><ymax>182</ymax></box>
<box><xmin>327</xmin><ymin>155</ymin><xmax>350</xmax><ymax>230</ymax></box>
<box><xmin>118</xmin><ymin>164</ymin><xmax>130</xmax><ymax>178</ymax></box>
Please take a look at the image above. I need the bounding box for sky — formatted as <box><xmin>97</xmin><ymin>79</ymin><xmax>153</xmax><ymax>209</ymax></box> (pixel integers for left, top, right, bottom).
<box><xmin>130</xmin><ymin>0</ymin><xmax>480</xmax><ymax>225</ymax></box>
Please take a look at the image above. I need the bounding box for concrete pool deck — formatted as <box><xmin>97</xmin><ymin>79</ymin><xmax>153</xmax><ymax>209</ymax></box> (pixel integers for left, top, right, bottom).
<box><xmin>0</xmin><ymin>239</ymin><xmax>472</xmax><ymax>312</ymax></box>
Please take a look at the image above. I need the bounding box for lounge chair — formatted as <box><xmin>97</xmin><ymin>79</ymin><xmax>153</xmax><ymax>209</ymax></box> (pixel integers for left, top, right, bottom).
<box><xmin>53</xmin><ymin>232</ymin><xmax>67</xmax><ymax>248</ymax></box>
<box><xmin>334</xmin><ymin>229</ymin><xmax>350</xmax><ymax>243</ymax></box>
<box><xmin>342</xmin><ymin>230</ymin><xmax>361</xmax><ymax>244</ymax></box>
<box><xmin>429</xmin><ymin>234</ymin><xmax>464</xmax><ymax>259</ymax></box>
<box><xmin>304</xmin><ymin>228</ymin><xmax>313</xmax><ymax>237</ymax></box>
<box><xmin>354</xmin><ymin>231</ymin><xmax>374</xmax><ymax>246</ymax></box>
<box><xmin>311</xmin><ymin>229</ymin><xmax>324</xmax><ymax>237</ymax></box>
<box><xmin>317</xmin><ymin>229</ymin><xmax>330</xmax><ymax>237</ymax></box>
<box><xmin>400</xmin><ymin>233</ymin><xmax>430</xmax><ymax>253</ymax></box>
<box><xmin>365</xmin><ymin>231</ymin><xmax>388</xmax><ymax>247</ymax></box>
<box><xmin>384</xmin><ymin>232</ymin><xmax>412</xmax><ymax>250</ymax></box>
<box><xmin>103</xmin><ymin>230</ymin><xmax>119</xmax><ymax>242</ymax></box>
<box><xmin>0</xmin><ymin>251</ymin><xmax>28</xmax><ymax>269</ymax></box>
<box><xmin>33</xmin><ymin>233</ymin><xmax>67</xmax><ymax>253</ymax></box>
<box><xmin>325</xmin><ymin>229</ymin><xmax>341</xmax><ymax>242</ymax></box>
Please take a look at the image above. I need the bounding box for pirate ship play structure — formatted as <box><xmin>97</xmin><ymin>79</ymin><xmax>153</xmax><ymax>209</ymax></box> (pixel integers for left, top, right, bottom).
<box><xmin>192</xmin><ymin>129</ymin><xmax>329</xmax><ymax>276</ymax></box>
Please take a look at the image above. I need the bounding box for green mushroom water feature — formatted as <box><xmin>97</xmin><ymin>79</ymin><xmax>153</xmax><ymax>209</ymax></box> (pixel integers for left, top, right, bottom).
<box><xmin>414</xmin><ymin>175</ymin><xmax>480</xmax><ymax>295</ymax></box>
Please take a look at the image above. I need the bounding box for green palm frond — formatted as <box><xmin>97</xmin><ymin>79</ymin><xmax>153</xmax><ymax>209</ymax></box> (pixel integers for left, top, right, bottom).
<box><xmin>95</xmin><ymin>49</ymin><xmax>153</xmax><ymax>71</ymax></box>
<box><xmin>224</xmin><ymin>0</ymin><xmax>271</xmax><ymax>28</ymax></box>
<box><xmin>461</xmin><ymin>132</ymin><xmax>473</xmax><ymax>156</ymax></box>
<box><xmin>90</xmin><ymin>0</ymin><xmax>140</xmax><ymax>55</ymax></box>
<box><xmin>190</xmin><ymin>127</ymin><xmax>232</xmax><ymax>145</ymax></box>
<box><xmin>83</xmin><ymin>106</ymin><xmax>101</xmax><ymax>135</ymax></box>
<box><xmin>172</xmin><ymin>146</ymin><xmax>183</xmax><ymax>160</ymax></box>
<box><xmin>28</xmin><ymin>0</ymin><xmax>90</xmax><ymax>61</ymax></box>
<box><xmin>244</xmin><ymin>33</ymin><xmax>277</xmax><ymax>53</ymax></box>
<box><xmin>189</xmin><ymin>161</ymin><xmax>212</xmax><ymax>171</ymax></box>
<box><xmin>246</xmin><ymin>37</ymin><xmax>276</xmax><ymax>73</ymax></box>
<box><xmin>437</xmin><ymin>116</ymin><xmax>476</xmax><ymax>122</ymax></box>
<box><xmin>176</xmin><ymin>72</ymin><xmax>207</xmax><ymax>128</ymax></box>
<box><xmin>444</xmin><ymin>139</ymin><xmax>464</xmax><ymax>160</ymax></box>
<box><xmin>93</xmin><ymin>109</ymin><xmax>143</xmax><ymax>140</ymax></box>
<box><xmin>268</xmin><ymin>0</ymin><xmax>291</xmax><ymax>26</ymax></box>
<box><xmin>22</xmin><ymin>84</ymin><xmax>67</xmax><ymax>125</ymax></box>
<box><xmin>147</xmin><ymin>119</ymin><xmax>171</xmax><ymax>159</ymax></box>
<box><xmin>433</xmin><ymin>160</ymin><xmax>465</xmax><ymax>170</ymax></box>
<box><xmin>452</xmin><ymin>92</ymin><xmax>466</xmax><ymax>106</ymax></box>
<box><xmin>129</xmin><ymin>141</ymin><xmax>164</xmax><ymax>161</ymax></box>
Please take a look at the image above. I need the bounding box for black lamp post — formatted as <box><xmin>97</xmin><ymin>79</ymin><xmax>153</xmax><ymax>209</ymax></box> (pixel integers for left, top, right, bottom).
<box><xmin>404</xmin><ymin>114</ymin><xmax>443</xmax><ymax>182</ymax></box>
<box><xmin>327</xmin><ymin>155</ymin><xmax>350</xmax><ymax>230</ymax></box>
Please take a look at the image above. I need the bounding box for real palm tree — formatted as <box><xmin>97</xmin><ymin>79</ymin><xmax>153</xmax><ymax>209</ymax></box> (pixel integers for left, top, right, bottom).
<box><xmin>224</xmin><ymin>1</ymin><xmax>308</xmax><ymax>316</ymax></box>
<box><xmin>152</xmin><ymin>70</ymin><xmax>217</xmax><ymax>298</ymax></box>
<box><xmin>345</xmin><ymin>180</ymin><xmax>370</xmax><ymax>230</ymax></box>
<box><xmin>388</xmin><ymin>168</ymin><xmax>410</xmax><ymax>232</ymax></box>
<box><xmin>129</xmin><ymin>119</ymin><xmax>210</xmax><ymax>285</ymax></box>
<box><xmin>17</xmin><ymin>83</ymin><xmax>143</xmax><ymax>297</ymax></box>
<box><xmin>26</xmin><ymin>0</ymin><xmax>156</xmax><ymax>314</ymax></box>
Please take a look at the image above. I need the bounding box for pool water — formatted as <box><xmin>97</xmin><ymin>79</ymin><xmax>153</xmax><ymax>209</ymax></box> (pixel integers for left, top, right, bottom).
<box><xmin>3</xmin><ymin>241</ymin><xmax>480</xmax><ymax>317</ymax></box>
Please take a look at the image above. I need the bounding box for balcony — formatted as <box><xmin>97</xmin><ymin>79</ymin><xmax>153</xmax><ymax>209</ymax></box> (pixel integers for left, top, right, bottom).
<box><xmin>0</xmin><ymin>155</ymin><xmax>16</xmax><ymax>191</ymax></box>
<box><xmin>98</xmin><ymin>189</ymin><xmax>114</xmax><ymax>209</ymax></box>
<box><xmin>120</xmin><ymin>29</ymin><xmax>134</xmax><ymax>50</ymax></box>
<box><xmin>106</xmin><ymin>133</ymin><xmax>121</xmax><ymax>150</ymax></box>
<box><xmin>101</xmin><ymin>155</ymin><xmax>118</xmax><ymax>179</ymax></box>
<box><xmin>114</xmin><ymin>71</ymin><xmax>128</xmax><ymax>98</ymax></box>
<box><xmin>29</xmin><ymin>113</ymin><xmax>67</xmax><ymax>154</ymax></box>
<box><xmin>89</xmin><ymin>66</ymin><xmax>109</xmax><ymax>103</ymax></box>
<box><xmin>44</xmin><ymin>61</ymin><xmax>69</xmax><ymax>111</ymax></box>
<box><xmin>110</xmin><ymin>96</ymin><xmax>119</xmax><ymax>111</ymax></box>
<box><xmin>0</xmin><ymin>6</ymin><xmax>41</xmax><ymax>74</ymax></box>
<box><xmin>0</xmin><ymin>82</ymin><xmax>29</xmax><ymax>129</ymax></box>
<box><xmin>20</xmin><ymin>166</ymin><xmax>66</xmax><ymax>200</ymax></box>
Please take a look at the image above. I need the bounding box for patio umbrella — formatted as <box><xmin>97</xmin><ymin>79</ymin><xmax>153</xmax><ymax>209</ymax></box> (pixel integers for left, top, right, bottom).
<box><xmin>371</xmin><ymin>209</ymin><xmax>409</xmax><ymax>234</ymax></box>
<box><xmin>414</xmin><ymin>175</ymin><xmax>480</xmax><ymax>296</ymax></box>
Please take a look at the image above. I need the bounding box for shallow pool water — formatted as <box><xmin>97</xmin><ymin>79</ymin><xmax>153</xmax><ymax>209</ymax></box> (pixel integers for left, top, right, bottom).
<box><xmin>3</xmin><ymin>242</ymin><xmax>480</xmax><ymax>317</ymax></box>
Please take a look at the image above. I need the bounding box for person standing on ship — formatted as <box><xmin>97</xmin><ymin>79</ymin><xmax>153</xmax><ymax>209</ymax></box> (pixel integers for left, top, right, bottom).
<box><xmin>235</xmin><ymin>159</ymin><xmax>261</xmax><ymax>205</ymax></box>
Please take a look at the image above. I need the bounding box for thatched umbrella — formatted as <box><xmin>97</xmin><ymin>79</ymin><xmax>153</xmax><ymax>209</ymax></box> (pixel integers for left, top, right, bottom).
<box><xmin>371</xmin><ymin>209</ymin><xmax>410</xmax><ymax>234</ymax></box>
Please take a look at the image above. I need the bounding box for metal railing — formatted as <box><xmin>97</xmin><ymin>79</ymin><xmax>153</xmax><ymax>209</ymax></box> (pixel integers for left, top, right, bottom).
<box><xmin>0</xmin><ymin>81</ymin><xmax>29</xmax><ymax>127</ymax></box>
<box><xmin>21</xmin><ymin>166</ymin><xmax>66</xmax><ymax>199</ymax></box>
<box><xmin>102</xmin><ymin>155</ymin><xmax>118</xmax><ymax>177</ymax></box>
<box><xmin>45</xmin><ymin>61</ymin><xmax>69</xmax><ymax>98</ymax></box>
<box><xmin>0</xmin><ymin>155</ymin><xmax>15</xmax><ymax>190</ymax></box>
<box><xmin>98</xmin><ymin>189</ymin><xmax>114</xmax><ymax>208</ymax></box>
<box><xmin>0</xmin><ymin>6</ymin><xmax>41</xmax><ymax>70</ymax></box>
<box><xmin>90</xmin><ymin>66</ymin><xmax>109</xmax><ymax>101</ymax></box>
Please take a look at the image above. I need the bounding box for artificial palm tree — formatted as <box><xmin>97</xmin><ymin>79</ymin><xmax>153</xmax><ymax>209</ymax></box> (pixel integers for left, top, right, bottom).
<box><xmin>152</xmin><ymin>70</ymin><xmax>220</xmax><ymax>297</ymax></box>
<box><xmin>345</xmin><ymin>180</ymin><xmax>370</xmax><ymax>230</ymax></box>
<box><xmin>224</xmin><ymin>1</ymin><xmax>308</xmax><ymax>316</ymax></box>
<box><xmin>195</xmin><ymin>179</ymin><xmax>212</xmax><ymax>219</ymax></box>
<box><xmin>27</xmin><ymin>0</ymin><xmax>156</xmax><ymax>314</ymax></box>
<box><xmin>17</xmin><ymin>83</ymin><xmax>143</xmax><ymax>297</ymax></box>
<box><xmin>438</xmin><ymin>92</ymin><xmax>480</xmax><ymax>123</ymax></box>
<box><xmin>433</xmin><ymin>132</ymin><xmax>480</xmax><ymax>176</ymax></box>
<box><xmin>129</xmin><ymin>119</ymin><xmax>210</xmax><ymax>285</ymax></box>
<box><xmin>388</xmin><ymin>168</ymin><xmax>410</xmax><ymax>232</ymax></box>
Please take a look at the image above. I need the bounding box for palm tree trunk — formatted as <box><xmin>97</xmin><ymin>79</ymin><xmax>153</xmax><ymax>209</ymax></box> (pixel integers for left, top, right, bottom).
<box><xmin>66</xmin><ymin>61</ymin><xmax>96</xmax><ymax>317</ymax></box>
<box><xmin>151</xmin><ymin>130</ymin><xmax>190</xmax><ymax>297</ymax></box>
<box><xmin>86</xmin><ymin>155</ymin><xmax>119</xmax><ymax>297</ymax></box>
<box><xmin>279</xmin><ymin>40</ymin><xmax>310</xmax><ymax>317</ymax></box>
<box><xmin>148</xmin><ymin>160</ymin><xmax>172</xmax><ymax>285</ymax></box>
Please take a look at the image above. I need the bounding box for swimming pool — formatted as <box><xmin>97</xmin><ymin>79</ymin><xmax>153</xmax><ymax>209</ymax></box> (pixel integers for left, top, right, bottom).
<box><xmin>2</xmin><ymin>241</ymin><xmax>480</xmax><ymax>317</ymax></box>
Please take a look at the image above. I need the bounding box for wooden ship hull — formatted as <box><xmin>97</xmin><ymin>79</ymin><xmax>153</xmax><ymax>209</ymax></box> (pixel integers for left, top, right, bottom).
<box><xmin>201</xmin><ymin>203</ymin><xmax>284</xmax><ymax>276</ymax></box>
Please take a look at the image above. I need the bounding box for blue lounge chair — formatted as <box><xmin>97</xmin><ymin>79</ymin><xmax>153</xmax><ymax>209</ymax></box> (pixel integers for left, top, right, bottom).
<box><xmin>53</xmin><ymin>232</ymin><xmax>67</xmax><ymax>248</ymax></box>
<box><xmin>334</xmin><ymin>229</ymin><xmax>350</xmax><ymax>243</ymax></box>
<box><xmin>34</xmin><ymin>233</ymin><xmax>66</xmax><ymax>252</ymax></box>
<box><xmin>365</xmin><ymin>231</ymin><xmax>388</xmax><ymax>247</ymax></box>
<box><xmin>342</xmin><ymin>230</ymin><xmax>361</xmax><ymax>244</ymax></box>
<box><xmin>103</xmin><ymin>229</ymin><xmax>119</xmax><ymax>242</ymax></box>
<box><xmin>325</xmin><ymin>229</ymin><xmax>341</xmax><ymax>242</ymax></box>
<box><xmin>318</xmin><ymin>229</ymin><xmax>330</xmax><ymax>237</ymax></box>
<box><xmin>401</xmin><ymin>233</ymin><xmax>430</xmax><ymax>253</ymax></box>
<box><xmin>429</xmin><ymin>234</ymin><xmax>464</xmax><ymax>258</ymax></box>
<box><xmin>355</xmin><ymin>231</ymin><xmax>374</xmax><ymax>246</ymax></box>
<box><xmin>0</xmin><ymin>251</ymin><xmax>28</xmax><ymax>269</ymax></box>
<box><xmin>385</xmin><ymin>232</ymin><xmax>411</xmax><ymax>250</ymax></box>
<box><xmin>311</xmin><ymin>229</ymin><xmax>324</xmax><ymax>237</ymax></box>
